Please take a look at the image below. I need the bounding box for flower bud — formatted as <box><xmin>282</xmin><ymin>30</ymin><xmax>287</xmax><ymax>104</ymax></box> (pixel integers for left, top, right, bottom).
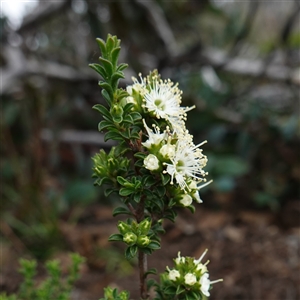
<box><xmin>196</xmin><ymin>263</ymin><xmax>208</xmax><ymax>274</ymax></box>
<box><xmin>179</xmin><ymin>194</ymin><xmax>193</xmax><ymax>207</ymax></box>
<box><xmin>159</xmin><ymin>144</ymin><xmax>175</xmax><ymax>159</ymax></box>
<box><xmin>126</xmin><ymin>86</ymin><xmax>133</xmax><ymax>95</ymax></box>
<box><xmin>118</xmin><ymin>221</ymin><xmax>131</xmax><ymax>235</ymax></box>
<box><xmin>123</xmin><ymin>232</ymin><xmax>137</xmax><ymax>246</ymax></box>
<box><xmin>111</xmin><ymin>104</ymin><xmax>124</xmax><ymax>123</ymax></box>
<box><xmin>184</xmin><ymin>273</ymin><xmax>197</xmax><ymax>286</ymax></box>
<box><xmin>136</xmin><ymin>235</ymin><xmax>150</xmax><ymax>247</ymax></box>
<box><xmin>138</xmin><ymin>218</ymin><xmax>151</xmax><ymax>235</ymax></box>
<box><xmin>175</xmin><ymin>252</ymin><xmax>185</xmax><ymax>265</ymax></box>
<box><xmin>168</xmin><ymin>269</ymin><xmax>180</xmax><ymax>281</ymax></box>
<box><xmin>126</xmin><ymin>96</ymin><xmax>136</xmax><ymax>104</ymax></box>
<box><xmin>144</xmin><ymin>154</ymin><xmax>160</xmax><ymax>171</ymax></box>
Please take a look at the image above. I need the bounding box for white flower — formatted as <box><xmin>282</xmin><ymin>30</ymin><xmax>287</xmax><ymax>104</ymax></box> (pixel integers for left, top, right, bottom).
<box><xmin>142</xmin><ymin>119</ymin><xmax>166</xmax><ymax>149</ymax></box>
<box><xmin>126</xmin><ymin>96</ymin><xmax>136</xmax><ymax>104</ymax></box>
<box><xmin>184</xmin><ymin>273</ymin><xmax>197</xmax><ymax>286</ymax></box>
<box><xmin>143</xmin><ymin>77</ymin><xmax>181</xmax><ymax>118</ymax></box>
<box><xmin>189</xmin><ymin>181</ymin><xmax>202</xmax><ymax>203</ymax></box>
<box><xmin>179</xmin><ymin>194</ymin><xmax>193</xmax><ymax>207</ymax></box>
<box><xmin>189</xmin><ymin>180</ymin><xmax>213</xmax><ymax>203</ymax></box>
<box><xmin>196</xmin><ymin>263</ymin><xmax>208</xmax><ymax>273</ymax></box>
<box><xmin>139</xmin><ymin>75</ymin><xmax>194</xmax><ymax>132</ymax></box>
<box><xmin>127</xmin><ymin>75</ymin><xmax>147</xmax><ymax>95</ymax></box>
<box><xmin>160</xmin><ymin>143</ymin><xmax>176</xmax><ymax>159</ymax></box>
<box><xmin>194</xmin><ymin>248</ymin><xmax>208</xmax><ymax>265</ymax></box>
<box><xmin>164</xmin><ymin>138</ymin><xmax>208</xmax><ymax>191</ymax></box>
<box><xmin>194</xmin><ymin>249</ymin><xmax>209</xmax><ymax>273</ymax></box>
<box><xmin>200</xmin><ymin>273</ymin><xmax>210</xmax><ymax>296</ymax></box>
<box><xmin>168</xmin><ymin>269</ymin><xmax>180</xmax><ymax>281</ymax></box>
<box><xmin>175</xmin><ymin>252</ymin><xmax>185</xmax><ymax>265</ymax></box>
<box><xmin>144</xmin><ymin>154</ymin><xmax>160</xmax><ymax>171</ymax></box>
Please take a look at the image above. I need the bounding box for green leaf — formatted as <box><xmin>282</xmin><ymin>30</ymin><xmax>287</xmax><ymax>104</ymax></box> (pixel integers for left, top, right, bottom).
<box><xmin>111</xmin><ymin>47</ymin><xmax>121</xmax><ymax>67</ymax></box>
<box><xmin>119</xmin><ymin>188</ymin><xmax>134</xmax><ymax>197</ymax></box>
<box><xmin>89</xmin><ymin>63</ymin><xmax>107</xmax><ymax>79</ymax></box>
<box><xmin>111</xmin><ymin>72</ymin><xmax>125</xmax><ymax>90</ymax></box>
<box><xmin>122</xmin><ymin>114</ymin><xmax>134</xmax><ymax>125</ymax></box>
<box><xmin>96</xmin><ymin>38</ymin><xmax>106</xmax><ymax>56</ymax></box>
<box><xmin>144</xmin><ymin>268</ymin><xmax>157</xmax><ymax>278</ymax></box>
<box><xmin>143</xmin><ymin>176</ymin><xmax>156</xmax><ymax>187</ymax></box>
<box><xmin>164</xmin><ymin>286</ymin><xmax>176</xmax><ymax>295</ymax></box>
<box><xmin>187</xmin><ymin>205</ymin><xmax>195</xmax><ymax>214</ymax></box>
<box><xmin>117</xmin><ymin>176</ymin><xmax>128</xmax><ymax>186</ymax></box>
<box><xmin>185</xmin><ymin>291</ymin><xmax>200</xmax><ymax>300</ymax></box>
<box><xmin>106</xmin><ymin>36</ymin><xmax>115</xmax><ymax>54</ymax></box>
<box><xmin>129</xmin><ymin>245</ymin><xmax>138</xmax><ymax>258</ymax></box>
<box><xmin>104</xmin><ymin>188</ymin><xmax>116</xmax><ymax>197</ymax></box>
<box><xmin>133</xmin><ymin>192</ymin><xmax>141</xmax><ymax>203</ymax></box>
<box><xmin>130</xmin><ymin>131</ymin><xmax>141</xmax><ymax>140</ymax></box>
<box><xmin>147</xmin><ymin>241</ymin><xmax>160</xmax><ymax>250</ymax></box>
<box><xmin>134</xmin><ymin>152</ymin><xmax>146</xmax><ymax>159</ymax></box>
<box><xmin>176</xmin><ymin>285</ymin><xmax>186</xmax><ymax>295</ymax></box>
<box><xmin>94</xmin><ymin>177</ymin><xmax>111</xmax><ymax>186</ymax></box>
<box><xmin>125</xmin><ymin>247</ymin><xmax>134</xmax><ymax>260</ymax></box>
<box><xmin>156</xmin><ymin>186</ymin><xmax>166</xmax><ymax>198</ymax></box>
<box><xmin>112</xmin><ymin>115</ymin><xmax>123</xmax><ymax>124</ymax></box>
<box><xmin>98</xmin><ymin>120</ymin><xmax>114</xmax><ymax>132</ymax></box>
<box><xmin>93</xmin><ymin>104</ymin><xmax>112</xmax><ymax>121</ymax></box>
<box><xmin>98</xmin><ymin>82</ymin><xmax>113</xmax><ymax>100</ymax></box>
<box><xmin>140</xmin><ymin>247</ymin><xmax>152</xmax><ymax>255</ymax></box>
<box><xmin>163</xmin><ymin>210</ymin><xmax>177</xmax><ymax>222</ymax></box>
<box><xmin>104</xmin><ymin>131</ymin><xmax>124</xmax><ymax>142</ymax></box>
<box><xmin>108</xmin><ymin>234</ymin><xmax>124</xmax><ymax>242</ymax></box>
<box><xmin>112</xmin><ymin>207</ymin><xmax>133</xmax><ymax>217</ymax></box>
<box><xmin>119</xmin><ymin>129</ymin><xmax>130</xmax><ymax>139</ymax></box>
<box><xmin>99</xmin><ymin>57</ymin><xmax>113</xmax><ymax>76</ymax></box>
<box><xmin>161</xmin><ymin>173</ymin><xmax>170</xmax><ymax>186</ymax></box>
<box><xmin>101</xmin><ymin>89</ymin><xmax>112</xmax><ymax>104</ymax></box>
<box><xmin>146</xmin><ymin>278</ymin><xmax>157</xmax><ymax>289</ymax></box>
<box><xmin>151</xmin><ymin>197</ymin><xmax>164</xmax><ymax>211</ymax></box>
<box><xmin>117</xmin><ymin>63</ymin><xmax>128</xmax><ymax>72</ymax></box>
<box><xmin>130</xmin><ymin>112</ymin><xmax>142</xmax><ymax>121</ymax></box>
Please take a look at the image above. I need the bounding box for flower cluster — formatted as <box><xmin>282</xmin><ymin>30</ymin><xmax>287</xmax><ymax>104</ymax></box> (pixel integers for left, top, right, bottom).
<box><xmin>109</xmin><ymin>218</ymin><xmax>161</xmax><ymax>259</ymax></box>
<box><xmin>159</xmin><ymin>250</ymin><xmax>222</xmax><ymax>299</ymax></box>
<box><xmin>91</xmin><ymin>35</ymin><xmax>222</xmax><ymax>300</ymax></box>
<box><xmin>126</xmin><ymin>71</ymin><xmax>212</xmax><ymax>207</ymax></box>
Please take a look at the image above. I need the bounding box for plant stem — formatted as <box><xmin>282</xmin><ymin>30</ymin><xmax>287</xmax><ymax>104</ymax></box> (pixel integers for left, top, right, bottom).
<box><xmin>136</xmin><ymin>195</ymin><xmax>148</xmax><ymax>299</ymax></box>
<box><xmin>139</xmin><ymin>250</ymin><xmax>148</xmax><ymax>299</ymax></box>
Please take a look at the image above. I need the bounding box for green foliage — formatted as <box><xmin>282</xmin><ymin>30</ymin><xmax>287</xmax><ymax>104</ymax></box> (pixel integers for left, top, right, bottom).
<box><xmin>99</xmin><ymin>287</ymin><xmax>130</xmax><ymax>300</ymax></box>
<box><xmin>1</xmin><ymin>253</ymin><xmax>85</xmax><ymax>300</ymax></box>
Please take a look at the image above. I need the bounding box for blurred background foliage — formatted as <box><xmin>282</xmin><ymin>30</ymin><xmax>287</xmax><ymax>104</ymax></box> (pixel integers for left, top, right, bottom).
<box><xmin>1</xmin><ymin>0</ymin><xmax>299</xmax><ymax>260</ymax></box>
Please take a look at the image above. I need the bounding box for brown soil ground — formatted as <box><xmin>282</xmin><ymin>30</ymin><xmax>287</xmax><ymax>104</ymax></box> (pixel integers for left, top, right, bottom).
<box><xmin>1</xmin><ymin>201</ymin><xmax>300</xmax><ymax>300</ymax></box>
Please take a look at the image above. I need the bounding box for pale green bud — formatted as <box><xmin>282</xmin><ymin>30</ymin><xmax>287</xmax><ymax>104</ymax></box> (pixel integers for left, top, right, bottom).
<box><xmin>123</xmin><ymin>232</ymin><xmax>137</xmax><ymax>246</ymax></box>
<box><xmin>118</xmin><ymin>221</ymin><xmax>131</xmax><ymax>235</ymax></box>
<box><xmin>179</xmin><ymin>194</ymin><xmax>193</xmax><ymax>206</ymax></box>
<box><xmin>136</xmin><ymin>235</ymin><xmax>150</xmax><ymax>247</ymax></box>
<box><xmin>138</xmin><ymin>218</ymin><xmax>151</xmax><ymax>235</ymax></box>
